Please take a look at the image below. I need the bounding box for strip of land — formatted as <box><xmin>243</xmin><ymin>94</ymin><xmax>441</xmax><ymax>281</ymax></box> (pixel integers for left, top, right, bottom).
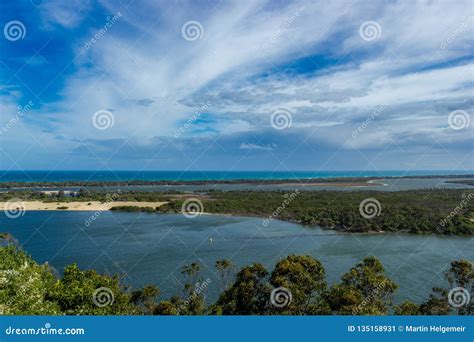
<box><xmin>0</xmin><ymin>201</ymin><xmax>166</xmax><ymax>211</ymax></box>
<box><xmin>0</xmin><ymin>174</ymin><xmax>472</xmax><ymax>189</ymax></box>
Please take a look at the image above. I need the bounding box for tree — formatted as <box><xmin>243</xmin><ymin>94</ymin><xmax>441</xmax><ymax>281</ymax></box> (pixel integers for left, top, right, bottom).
<box><xmin>131</xmin><ymin>285</ymin><xmax>160</xmax><ymax>314</ymax></box>
<box><xmin>269</xmin><ymin>255</ymin><xmax>327</xmax><ymax>314</ymax></box>
<box><xmin>215</xmin><ymin>263</ymin><xmax>270</xmax><ymax>315</ymax></box>
<box><xmin>420</xmin><ymin>259</ymin><xmax>473</xmax><ymax>315</ymax></box>
<box><xmin>326</xmin><ymin>256</ymin><xmax>397</xmax><ymax>315</ymax></box>
<box><xmin>46</xmin><ymin>263</ymin><xmax>138</xmax><ymax>315</ymax></box>
<box><xmin>179</xmin><ymin>263</ymin><xmax>205</xmax><ymax>315</ymax></box>
<box><xmin>215</xmin><ymin>259</ymin><xmax>234</xmax><ymax>291</ymax></box>
<box><xmin>395</xmin><ymin>301</ymin><xmax>420</xmax><ymax>315</ymax></box>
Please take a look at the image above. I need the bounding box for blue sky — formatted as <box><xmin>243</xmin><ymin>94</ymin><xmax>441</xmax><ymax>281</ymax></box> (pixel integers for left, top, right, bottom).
<box><xmin>0</xmin><ymin>0</ymin><xmax>472</xmax><ymax>171</ymax></box>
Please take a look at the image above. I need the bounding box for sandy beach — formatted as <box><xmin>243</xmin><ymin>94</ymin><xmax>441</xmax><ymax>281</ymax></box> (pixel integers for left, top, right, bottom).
<box><xmin>0</xmin><ymin>201</ymin><xmax>167</xmax><ymax>211</ymax></box>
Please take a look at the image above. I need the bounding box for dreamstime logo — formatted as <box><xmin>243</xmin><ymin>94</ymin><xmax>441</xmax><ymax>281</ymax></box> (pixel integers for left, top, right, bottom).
<box><xmin>359</xmin><ymin>198</ymin><xmax>381</xmax><ymax>219</ymax></box>
<box><xmin>173</xmin><ymin>101</ymin><xmax>211</xmax><ymax>138</ymax></box>
<box><xmin>181</xmin><ymin>21</ymin><xmax>204</xmax><ymax>41</ymax></box>
<box><xmin>448</xmin><ymin>110</ymin><xmax>470</xmax><ymax>130</ymax></box>
<box><xmin>181</xmin><ymin>198</ymin><xmax>204</xmax><ymax>218</ymax></box>
<box><xmin>176</xmin><ymin>278</ymin><xmax>212</xmax><ymax>314</ymax></box>
<box><xmin>270</xmin><ymin>108</ymin><xmax>292</xmax><ymax>130</ymax></box>
<box><xmin>4</xmin><ymin>21</ymin><xmax>26</xmax><ymax>41</ymax></box>
<box><xmin>92</xmin><ymin>287</ymin><xmax>115</xmax><ymax>307</ymax></box>
<box><xmin>84</xmin><ymin>191</ymin><xmax>121</xmax><ymax>227</ymax></box>
<box><xmin>270</xmin><ymin>286</ymin><xmax>292</xmax><ymax>308</ymax></box>
<box><xmin>352</xmin><ymin>280</ymin><xmax>387</xmax><ymax>314</ymax></box>
<box><xmin>84</xmin><ymin>11</ymin><xmax>122</xmax><ymax>50</ymax></box>
<box><xmin>263</xmin><ymin>190</ymin><xmax>300</xmax><ymax>226</ymax></box>
<box><xmin>448</xmin><ymin>287</ymin><xmax>470</xmax><ymax>308</ymax></box>
<box><xmin>359</xmin><ymin>21</ymin><xmax>381</xmax><ymax>42</ymax></box>
<box><xmin>3</xmin><ymin>199</ymin><xmax>26</xmax><ymax>219</ymax></box>
<box><xmin>92</xmin><ymin>110</ymin><xmax>114</xmax><ymax>130</ymax></box>
<box><xmin>440</xmin><ymin>192</ymin><xmax>473</xmax><ymax>227</ymax></box>
<box><xmin>352</xmin><ymin>102</ymin><xmax>389</xmax><ymax>138</ymax></box>
<box><xmin>261</xmin><ymin>7</ymin><xmax>303</xmax><ymax>50</ymax></box>
<box><xmin>440</xmin><ymin>15</ymin><xmax>474</xmax><ymax>50</ymax></box>
<box><xmin>0</xmin><ymin>101</ymin><xmax>34</xmax><ymax>136</ymax></box>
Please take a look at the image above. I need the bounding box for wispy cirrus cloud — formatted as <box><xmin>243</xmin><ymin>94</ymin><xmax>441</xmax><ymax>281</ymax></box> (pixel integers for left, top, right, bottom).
<box><xmin>0</xmin><ymin>0</ymin><xmax>472</xmax><ymax>170</ymax></box>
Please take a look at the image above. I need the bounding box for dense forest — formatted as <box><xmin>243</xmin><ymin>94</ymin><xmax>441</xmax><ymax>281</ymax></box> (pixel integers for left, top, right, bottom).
<box><xmin>2</xmin><ymin>188</ymin><xmax>473</xmax><ymax>235</ymax></box>
<box><xmin>157</xmin><ymin>190</ymin><xmax>474</xmax><ymax>235</ymax></box>
<box><xmin>0</xmin><ymin>236</ymin><xmax>471</xmax><ymax>316</ymax></box>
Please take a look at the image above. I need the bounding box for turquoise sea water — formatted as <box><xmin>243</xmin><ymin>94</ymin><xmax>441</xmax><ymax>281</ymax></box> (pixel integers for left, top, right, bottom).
<box><xmin>0</xmin><ymin>170</ymin><xmax>473</xmax><ymax>182</ymax></box>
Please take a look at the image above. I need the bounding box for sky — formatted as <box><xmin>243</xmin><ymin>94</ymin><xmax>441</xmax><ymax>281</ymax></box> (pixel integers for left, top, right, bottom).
<box><xmin>0</xmin><ymin>0</ymin><xmax>473</xmax><ymax>172</ymax></box>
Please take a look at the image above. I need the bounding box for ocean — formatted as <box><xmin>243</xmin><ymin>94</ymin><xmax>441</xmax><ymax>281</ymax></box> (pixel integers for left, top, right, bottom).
<box><xmin>0</xmin><ymin>170</ymin><xmax>472</xmax><ymax>183</ymax></box>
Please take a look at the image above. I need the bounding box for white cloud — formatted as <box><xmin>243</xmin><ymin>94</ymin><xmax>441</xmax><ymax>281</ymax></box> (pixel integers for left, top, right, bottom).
<box><xmin>2</xmin><ymin>0</ymin><xmax>473</xmax><ymax>169</ymax></box>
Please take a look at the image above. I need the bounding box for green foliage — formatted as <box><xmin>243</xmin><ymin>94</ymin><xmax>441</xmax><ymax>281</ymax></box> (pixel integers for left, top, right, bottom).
<box><xmin>325</xmin><ymin>256</ymin><xmax>398</xmax><ymax>315</ymax></box>
<box><xmin>394</xmin><ymin>301</ymin><xmax>421</xmax><ymax>315</ymax></box>
<box><xmin>418</xmin><ymin>259</ymin><xmax>473</xmax><ymax>316</ymax></box>
<box><xmin>215</xmin><ymin>263</ymin><xmax>271</xmax><ymax>315</ymax></box>
<box><xmin>1</xmin><ymin>236</ymin><xmax>472</xmax><ymax>316</ymax></box>
<box><xmin>0</xmin><ymin>245</ymin><xmax>60</xmax><ymax>314</ymax></box>
<box><xmin>46</xmin><ymin>263</ymin><xmax>138</xmax><ymax>315</ymax></box>
<box><xmin>270</xmin><ymin>255</ymin><xmax>327</xmax><ymax>314</ymax></box>
<box><xmin>158</xmin><ymin>190</ymin><xmax>474</xmax><ymax>235</ymax></box>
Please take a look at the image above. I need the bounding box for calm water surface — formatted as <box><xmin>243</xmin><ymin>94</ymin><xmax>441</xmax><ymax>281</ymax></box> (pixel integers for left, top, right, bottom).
<box><xmin>1</xmin><ymin>211</ymin><xmax>472</xmax><ymax>304</ymax></box>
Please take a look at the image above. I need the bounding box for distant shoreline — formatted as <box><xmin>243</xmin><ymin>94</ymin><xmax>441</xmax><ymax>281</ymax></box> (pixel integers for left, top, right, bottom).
<box><xmin>0</xmin><ymin>173</ymin><xmax>472</xmax><ymax>189</ymax></box>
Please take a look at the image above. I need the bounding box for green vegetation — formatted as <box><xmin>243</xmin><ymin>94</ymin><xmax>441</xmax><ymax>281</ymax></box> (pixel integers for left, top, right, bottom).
<box><xmin>157</xmin><ymin>190</ymin><xmax>474</xmax><ymax>235</ymax></box>
<box><xmin>2</xmin><ymin>188</ymin><xmax>473</xmax><ymax>235</ymax></box>
<box><xmin>0</xmin><ymin>174</ymin><xmax>472</xmax><ymax>189</ymax></box>
<box><xmin>1</xmin><ymin>238</ymin><xmax>472</xmax><ymax>316</ymax></box>
<box><xmin>110</xmin><ymin>206</ymin><xmax>157</xmax><ymax>213</ymax></box>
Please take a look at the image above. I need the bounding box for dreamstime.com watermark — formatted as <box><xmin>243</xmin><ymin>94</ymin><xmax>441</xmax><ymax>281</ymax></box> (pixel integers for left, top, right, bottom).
<box><xmin>3</xmin><ymin>20</ymin><xmax>26</xmax><ymax>41</ymax></box>
<box><xmin>173</xmin><ymin>101</ymin><xmax>211</xmax><ymax>138</ymax></box>
<box><xmin>270</xmin><ymin>286</ymin><xmax>292</xmax><ymax>308</ymax></box>
<box><xmin>261</xmin><ymin>7</ymin><xmax>304</xmax><ymax>50</ymax></box>
<box><xmin>181</xmin><ymin>20</ymin><xmax>204</xmax><ymax>41</ymax></box>
<box><xmin>440</xmin><ymin>192</ymin><xmax>474</xmax><ymax>227</ymax></box>
<box><xmin>352</xmin><ymin>280</ymin><xmax>387</xmax><ymax>314</ymax></box>
<box><xmin>0</xmin><ymin>101</ymin><xmax>34</xmax><ymax>136</ymax></box>
<box><xmin>270</xmin><ymin>108</ymin><xmax>292</xmax><ymax>130</ymax></box>
<box><xmin>176</xmin><ymin>278</ymin><xmax>212</xmax><ymax>314</ymax></box>
<box><xmin>262</xmin><ymin>190</ymin><xmax>299</xmax><ymax>226</ymax></box>
<box><xmin>448</xmin><ymin>286</ymin><xmax>471</xmax><ymax>308</ymax></box>
<box><xmin>448</xmin><ymin>110</ymin><xmax>470</xmax><ymax>130</ymax></box>
<box><xmin>92</xmin><ymin>109</ymin><xmax>115</xmax><ymax>130</ymax></box>
<box><xmin>440</xmin><ymin>15</ymin><xmax>474</xmax><ymax>50</ymax></box>
<box><xmin>359</xmin><ymin>198</ymin><xmax>382</xmax><ymax>219</ymax></box>
<box><xmin>359</xmin><ymin>21</ymin><xmax>381</xmax><ymax>42</ymax></box>
<box><xmin>84</xmin><ymin>12</ymin><xmax>122</xmax><ymax>50</ymax></box>
<box><xmin>181</xmin><ymin>198</ymin><xmax>204</xmax><ymax>218</ymax></box>
<box><xmin>3</xmin><ymin>199</ymin><xmax>26</xmax><ymax>219</ymax></box>
<box><xmin>4</xmin><ymin>323</ymin><xmax>85</xmax><ymax>336</ymax></box>
<box><xmin>84</xmin><ymin>191</ymin><xmax>121</xmax><ymax>227</ymax></box>
<box><xmin>92</xmin><ymin>287</ymin><xmax>115</xmax><ymax>307</ymax></box>
<box><xmin>352</xmin><ymin>102</ymin><xmax>389</xmax><ymax>138</ymax></box>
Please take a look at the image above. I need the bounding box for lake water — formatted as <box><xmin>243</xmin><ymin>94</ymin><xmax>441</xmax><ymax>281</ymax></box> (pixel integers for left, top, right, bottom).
<box><xmin>1</xmin><ymin>211</ymin><xmax>472</xmax><ymax>305</ymax></box>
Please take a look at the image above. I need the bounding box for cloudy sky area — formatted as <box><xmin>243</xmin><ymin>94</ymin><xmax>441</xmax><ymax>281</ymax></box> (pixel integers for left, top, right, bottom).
<box><xmin>0</xmin><ymin>0</ymin><xmax>472</xmax><ymax>171</ymax></box>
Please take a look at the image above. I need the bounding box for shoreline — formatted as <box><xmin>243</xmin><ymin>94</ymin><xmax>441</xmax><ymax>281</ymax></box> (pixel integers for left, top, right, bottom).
<box><xmin>0</xmin><ymin>201</ymin><xmax>167</xmax><ymax>211</ymax></box>
<box><xmin>0</xmin><ymin>174</ymin><xmax>472</xmax><ymax>189</ymax></box>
